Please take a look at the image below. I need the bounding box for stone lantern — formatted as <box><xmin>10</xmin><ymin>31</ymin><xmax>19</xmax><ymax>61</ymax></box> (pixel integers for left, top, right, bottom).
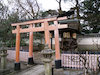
<box><xmin>0</xmin><ymin>48</ymin><xmax>8</xmax><ymax>74</ymax></box>
<box><xmin>0</xmin><ymin>49</ymin><xmax>8</xmax><ymax>69</ymax></box>
<box><xmin>41</xmin><ymin>44</ymin><xmax>55</xmax><ymax>75</ymax></box>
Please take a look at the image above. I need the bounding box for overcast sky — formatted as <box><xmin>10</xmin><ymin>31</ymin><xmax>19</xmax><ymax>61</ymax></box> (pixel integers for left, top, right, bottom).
<box><xmin>37</xmin><ymin>0</ymin><xmax>75</xmax><ymax>11</ymax></box>
<box><xmin>4</xmin><ymin>0</ymin><xmax>84</xmax><ymax>12</ymax></box>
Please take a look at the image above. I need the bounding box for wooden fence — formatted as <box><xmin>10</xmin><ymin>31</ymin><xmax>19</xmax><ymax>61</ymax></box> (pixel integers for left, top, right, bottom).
<box><xmin>61</xmin><ymin>53</ymin><xmax>100</xmax><ymax>71</ymax></box>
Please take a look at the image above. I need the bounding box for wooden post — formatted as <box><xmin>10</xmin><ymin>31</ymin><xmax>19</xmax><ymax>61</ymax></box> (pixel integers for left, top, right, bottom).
<box><xmin>54</xmin><ymin>21</ymin><xmax>61</xmax><ymax>69</ymax></box>
<box><xmin>28</xmin><ymin>24</ymin><xmax>34</xmax><ymax>64</ymax></box>
<box><xmin>14</xmin><ymin>25</ymin><xmax>21</xmax><ymax>70</ymax></box>
<box><xmin>50</xmin><ymin>33</ymin><xmax>52</xmax><ymax>49</ymax></box>
<box><xmin>29</xmin><ymin>32</ymin><xmax>33</xmax><ymax>57</ymax></box>
<box><xmin>44</xmin><ymin>21</ymin><xmax>51</xmax><ymax>48</ymax></box>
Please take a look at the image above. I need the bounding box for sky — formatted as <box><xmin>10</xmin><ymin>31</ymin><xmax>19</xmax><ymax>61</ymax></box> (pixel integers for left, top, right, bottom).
<box><xmin>3</xmin><ymin>0</ymin><xmax>84</xmax><ymax>12</ymax></box>
<box><xmin>37</xmin><ymin>0</ymin><xmax>75</xmax><ymax>11</ymax></box>
<box><xmin>3</xmin><ymin>0</ymin><xmax>77</xmax><ymax>12</ymax></box>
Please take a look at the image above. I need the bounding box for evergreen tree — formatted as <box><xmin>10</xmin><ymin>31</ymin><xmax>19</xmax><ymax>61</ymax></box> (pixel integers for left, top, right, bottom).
<box><xmin>0</xmin><ymin>12</ymin><xmax>20</xmax><ymax>47</ymax></box>
<box><xmin>81</xmin><ymin>0</ymin><xmax>100</xmax><ymax>33</ymax></box>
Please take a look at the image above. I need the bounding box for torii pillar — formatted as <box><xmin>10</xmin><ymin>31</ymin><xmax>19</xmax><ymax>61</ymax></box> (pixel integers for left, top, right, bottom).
<box><xmin>44</xmin><ymin>21</ymin><xmax>61</xmax><ymax>68</ymax></box>
<box><xmin>14</xmin><ymin>25</ymin><xmax>21</xmax><ymax>70</ymax></box>
<box><xmin>28</xmin><ymin>25</ymin><xmax>34</xmax><ymax>64</ymax></box>
<box><xmin>54</xmin><ymin>21</ymin><xmax>61</xmax><ymax>69</ymax></box>
<box><xmin>44</xmin><ymin>21</ymin><xmax>51</xmax><ymax>48</ymax></box>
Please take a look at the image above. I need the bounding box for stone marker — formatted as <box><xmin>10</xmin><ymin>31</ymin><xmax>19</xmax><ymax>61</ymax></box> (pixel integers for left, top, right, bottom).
<box><xmin>41</xmin><ymin>44</ymin><xmax>55</xmax><ymax>75</ymax></box>
<box><xmin>0</xmin><ymin>47</ymin><xmax>9</xmax><ymax>74</ymax></box>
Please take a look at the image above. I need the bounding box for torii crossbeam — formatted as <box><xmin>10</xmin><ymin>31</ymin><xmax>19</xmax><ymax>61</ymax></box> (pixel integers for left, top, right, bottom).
<box><xmin>11</xmin><ymin>17</ymin><xmax>68</xmax><ymax>70</ymax></box>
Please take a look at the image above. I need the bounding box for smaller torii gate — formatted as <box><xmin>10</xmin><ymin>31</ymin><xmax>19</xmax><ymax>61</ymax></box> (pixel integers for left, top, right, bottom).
<box><xmin>11</xmin><ymin>16</ymin><xmax>68</xmax><ymax>70</ymax></box>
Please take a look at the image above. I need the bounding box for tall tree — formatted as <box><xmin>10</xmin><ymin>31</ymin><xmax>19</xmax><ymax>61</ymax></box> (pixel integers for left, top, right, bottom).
<box><xmin>0</xmin><ymin>12</ymin><xmax>20</xmax><ymax>47</ymax></box>
<box><xmin>56</xmin><ymin>0</ymin><xmax>81</xmax><ymax>18</ymax></box>
<box><xmin>56</xmin><ymin>0</ymin><xmax>62</xmax><ymax>14</ymax></box>
<box><xmin>6</xmin><ymin>0</ymin><xmax>40</xmax><ymax>19</ymax></box>
<box><xmin>81</xmin><ymin>0</ymin><xmax>100</xmax><ymax>33</ymax></box>
<box><xmin>0</xmin><ymin>1</ymin><xmax>8</xmax><ymax>20</ymax></box>
<box><xmin>40</xmin><ymin>10</ymin><xmax>58</xmax><ymax>18</ymax></box>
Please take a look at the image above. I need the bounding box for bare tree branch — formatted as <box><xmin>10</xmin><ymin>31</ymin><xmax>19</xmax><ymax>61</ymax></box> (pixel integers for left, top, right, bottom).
<box><xmin>35</xmin><ymin>0</ymin><xmax>40</xmax><ymax>13</ymax></box>
<box><xmin>34</xmin><ymin>0</ymin><xmax>40</xmax><ymax>18</ymax></box>
<box><xmin>56</xmin><ymin>0</ymin><xmax>59</xmax><ymax>3</ymax></box>
<box><xmin>15</xmin><ymin>0</ymin><xmax>40</xmax><ymax>19</ymax></box>
<box><xmin>56</xmin><ymin>0</ymin><xmax>62</xmax><ymax>14</ymax></box>
<box><xmin>26</xmin><ymin>0</ymin><xmax>35</xmax><ymax>18</ymax></box>
<box><xmin>17</xmin><ymin>0</ymin><xmax>33</xmax><ymax>18</ymax></box>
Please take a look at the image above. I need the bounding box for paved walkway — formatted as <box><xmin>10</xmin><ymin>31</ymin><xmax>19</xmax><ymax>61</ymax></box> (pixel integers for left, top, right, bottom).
<box><xmin>15</xmin><ymin>65</ymin><xmax>44</xmax><ymax>75</ymax></box>
<box><xmin>8</xmin><ymin>64</ymin><xmax>100</xmax><ymax>75</ymax></box>
<box><xmin>14</xmin><ymin>65</ymin><xmax>83</xmax><ymax>75</ymax></box>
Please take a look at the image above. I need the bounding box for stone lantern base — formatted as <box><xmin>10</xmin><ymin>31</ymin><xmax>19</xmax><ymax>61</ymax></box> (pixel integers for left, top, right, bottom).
<box><xmin>55</xmin><ymin>60</ymin><xmax>61</xmax><ymax>69</ymax></box>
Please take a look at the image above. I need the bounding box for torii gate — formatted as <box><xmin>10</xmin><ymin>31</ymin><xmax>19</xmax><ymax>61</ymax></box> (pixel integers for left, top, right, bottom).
<box><xmin>11</xmin><ymin>16</ymin><xmax>68</xmax><ymax>70</ymax></box>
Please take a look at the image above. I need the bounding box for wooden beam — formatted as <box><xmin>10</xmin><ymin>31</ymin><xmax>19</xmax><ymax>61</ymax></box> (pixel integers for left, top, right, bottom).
<box><xmin>12</xmin><ymin>27</ymin><xmax>44</xmax><ymax>33</ymax></box>
<box><xmin>48</xmin><ymin>25</ymin><xmax>56</xmax><ymax>31</ymax></box>
<box><xmin>12</xmin><ymin>24</ymin><xmax>68</xmax><ymax>33</ymax></box>
<box><xmin>11</xmin><ymin>17</ymin><xmax>67</xmax><ymax>26</ymax></box>
<box><xmin>57</xmin><ymin>16</ymin><xmax>67</xmax><ymax>20</ymax></box>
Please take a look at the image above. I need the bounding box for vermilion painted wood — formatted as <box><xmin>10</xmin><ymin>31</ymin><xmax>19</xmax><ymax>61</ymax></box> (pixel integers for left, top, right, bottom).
<box><xmin>11</xmin><ymin>17</ymin><xmax>68</xmax><ymax>62</ymax></box>
<box><xmin>12</xmin><ymin>24</ymin><xmax>68</xmax><ymax>33</ymax></box>
<box><xmin>11</xmin><ymin>17</ymin><xmax>67</xmax><ymax>26</ymax></box>
<box><xmin>54</xmin><ymin>21</ymin><xmax>60</xmax><ymax>60</ymax></box>
<box><xmin>44</xmin><ymin>21</ymin><xmax>51</xmax><ymax>48</ymax></box>
<box><xmin>29</xmin><ymin>25</ymin><xmax>33</xmax><ymax>57</ymax></box>
<box><xmin>15</xmin><ymin>25</ymin><xmax>20</xmax><ymax>63</ymax></box>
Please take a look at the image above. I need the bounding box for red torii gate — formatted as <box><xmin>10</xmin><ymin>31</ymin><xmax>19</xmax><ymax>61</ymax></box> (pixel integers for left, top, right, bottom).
<box><xmin>11</xmin><ymin>16</ymin><xmax>68</xmax><ymax>70</ymax></box>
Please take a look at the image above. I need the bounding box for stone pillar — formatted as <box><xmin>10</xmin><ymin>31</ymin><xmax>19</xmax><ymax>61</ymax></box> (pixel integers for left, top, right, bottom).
<box><xmin>41</xmin><ymin>45</ymin><xmax>55</xmax><ymax>75</ymax></box>
<box><xmin>0</xmin><ymin>50</ymin><xmax>8</xmax><ymax>70</ymax></box>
